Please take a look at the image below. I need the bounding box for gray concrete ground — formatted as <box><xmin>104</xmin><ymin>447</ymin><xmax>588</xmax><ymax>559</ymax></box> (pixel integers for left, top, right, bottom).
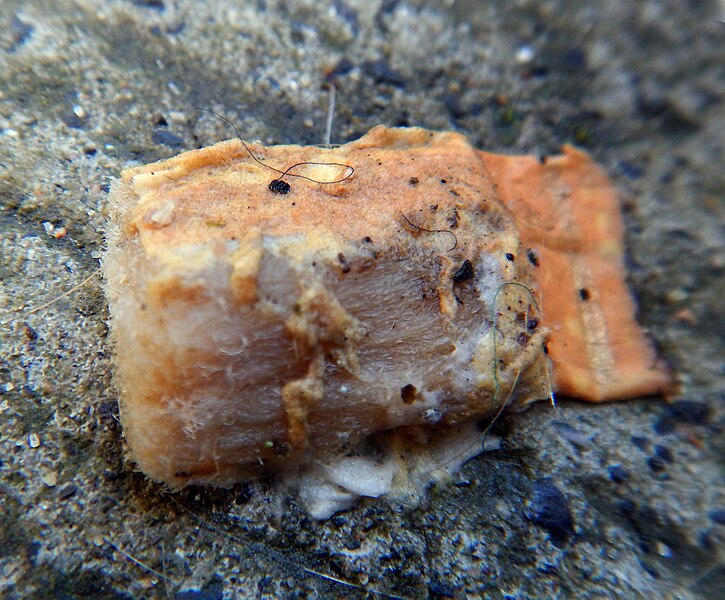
<box><xmin>0</xmin><ymin>1</ymin><xmax>723</xmax><ymax>598</ymax></box>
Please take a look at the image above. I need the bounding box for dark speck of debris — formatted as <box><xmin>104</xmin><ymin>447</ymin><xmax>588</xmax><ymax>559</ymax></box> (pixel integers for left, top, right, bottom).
<box><xmin>268</xmin><ymin>179</ymin><xmax>291</xmax><ymax>194</ymax></box>
<box><xmin>618</xmin><ymin>161</ymin><xmax>644</xmax><ymax>179</ymax></box>
<box><xmin>337</xmin><ymin>252</ymin><xmax>350</xmax><ymax>274</ymax></box>
<box><xmin>631</xmin><ymin>435</ymin><xmax>650</xmax><ymax>450</ymax></box>
<box><xmin>24</xmin><ymin>324</ymin><xmax>38</xmax><ymax>342</ymax></box>
<box><xmin>639</xmin><ymin>559</ymin><xmax>660</xmax><ymax>579</ymax></box>
<box><xmin>526</xmin><ymin>248</ymin><xmax>539</xmax><ymax>266</ymax></box>
<box><xmin>152</xmin><ymin>129</ymin><xmax>184</xmax><ymax>148</ymax></box>
<box><xmin>505</xmin><ymin>253</ymin><xmax>515</xmax><ymax>261</ymax></box>
<box><xmin>61</xmin><ymin>110</ymin><xmax>86</xmax><ymax>129</ymax></box>
<box><xmin>526</xmin><ymin>478</ymin><xmax>574</xmax><ymax>548</ymax></box>
<box><xmin>700</xmin><ymin>531</ymin><xmax>716</xmax><ymax>550</ymax></box>
<box><xmin>326</xmin><ymin>56</ymin><xmax>355</xmax><ymax>81</ymax></box>
<box><xmin>166</xmin><ymin>21</ymin><xmax>185</xmax><ymax>35</ymax></box>
<box><xmin>709</xmin><ymin>510</ymin><xmax>725</xmax><ymax>525</ymax></box>
<box><xmin>579</xmin><ymin>288</ymin><xmax>591</xmax><ymax>301</ymax></box>
<box><xmin>537</xmin><ymin>562</ymin><xmax>558</xmax><ymax>575</ymax></box>
<box><xmin>654</xmin><ymin>400</ymin><xmax>712</xmax><ymax>434</ymax></box>
<box><xmin>452</xmin><ymin>259</ymin><xmax>474</xmax><ymax>283</ymax></box>
<box><xmin>654</xmin><ymin>445</ymin><xmax>673</xmax><ymax>463</ymax></box>
<box><xmin>363</xmin><ymin>236</ymin><xmax>373</xmax><ymax>243</ymax></box>
<box><xmin>130</xmin><ymin>0</ymin><xmax>165</xmax><ymax>10</ymax></box>
<box><xmin>652</xmin><ymin>417</ymin><xmax>675</xmax><ymax>435</ymax></box>
<box><xmin>444</xmin><ymin>93</ymin><xmax>467</xmax><ymax>120</ymax></box>
<box><xmin>408</xmin><ymin>176</ymin><xmax>419</xmax><ymax>185</ymax></box>
<box><xmin>331</xmin><ymin>515</ymin><xmax>347</xmax><ymax>527</ymax></box>
<box><xmin>608</xmin><ymin>465</ymin><xmax>628</xmax><ymax>484</ymax></box>
<box><xmin>676</xmin><ymin>401</ymin><xmax>715</xmax><ymax>423</ymax></box>
<box><xmin>647</xmin><ymin>456</ymin><xmax>667</xmax><ymax>473</ymax></box>
<box><xmin>362</xmin><ymin>57</ymin><xmax>406</xmax><ymax>87</ymax></box>
<box><xmin>58</xmin><ymin>484</ymin><xmax>78</xmax><ymax>500</ymax></box>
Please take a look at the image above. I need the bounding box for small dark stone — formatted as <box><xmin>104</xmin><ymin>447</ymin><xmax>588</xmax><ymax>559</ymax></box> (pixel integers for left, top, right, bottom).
<box><xmin>579</xmin><ymin>288</ymin><xmax>591</xmax><ymax>301</ymax></box>
<box><xmin>639</xmin><ymin>559</ymin><xmax>660</xmax><ymax>579</ymax></box>
<box><xmin>58</xmin><ymin>485</ymin><xmax>78</xmax><ymax>500</ymax></box>
<box><xmin>331</xmin><ymin>515</ymin><xmax>347</xmax><ymax>527</ymax></box>
<box><xmin>151</xmin><ymin>129</ymin><xmax>184</xmax><ymax>148</ymax></box>
<box><xmin>235</xmin><ymin>483</ymin><xmax>253</xmax><ymax>505</ymax></box>
<box><xmin>444</xmin><ymin>93</ymin><xmax>467</xmax><ymax>119</ymax></box>
<box><xmin>362</xmin><ymin>58</ymin><xmax>406</xmax><ymax>87</ymax></box>
<box><xmin>130</xmin><ymin>0</ymin><xmax>165</xmax><ymax>10</ymax></box>
<box><xmin>526</xmin><ymin>479</ymin><xmax>575</xmax><ymax>547</ymax></box>
<box><xmin>618</xmin><ymin>161</ymin><xmax>644</xmax><ymax>179</ymax></box>
<box><xmin>61</xmin><ymin>111</ymin><xmax>85</xmax><ymax>129</ymax></box>
<box><xmin>631</xmin><ymin>435</ymin><xmax>650</xmax><ymax>450</ymax></box>
<box><xmin>709</xmin><ymin>509</ymin><xmax>725</xmax><ymax>525</ymax></box>
<box><xmin>155</xmin><ymin>116</ymin><xmax>168</xmax><ymax>127</ymax></box>
<box><xmin>505</xmin><ymin>253</ymin><xmax>515</xmax><ymax>261</ymax></box>
<box><xmin>647</xmin><ymin>456</ymin><xmax>667</xmax><ymax>472</ymax></box>
<box><xmin>526</xmin><ymin>248</ymin><xmax>539</xmax><ymax>267</ymax></box>
<box><xmin>665</xmin><ymin>400</ymin><xmax>712</xmax><ymax>425</ymax></box>
<box><xmin>700</xmin><ymin>531</ymin><xmax>716</xmax><ymax>550</ymax></box>
<box><xmin>166</xmin><ymin>21</ymin><xmax>186</xmax><ymax>35</ymax></box>
<box><xmin>408</xmin><ymin>176</ymin><xmax>419</xmax><ymax>185</ymax></box>
<box><xmin>608</xmin><ymin>465</ymin><xmax>628</xmax><ymax>484</ymax></box>
<box><xmin>83</xmin><ymin>147</ymin><xmax>97</xmax><ymax>156</ymax></box>
<box><xmin>98</xmin><ymin>400</ymin><xmax>119</xmax><ymax>421</ymax></box>
<box><xmin>653</xmin><ymin>416</ymin><xmax>677</xmax><ymax>435</ymax></box>
<box><xmin>327</xmin><ymin>57</ymin><xmax>355</xmax><ymax>81</ymax></box>
<box><xmin>654</xmin><ymin>445</ymin><xmax>674</xmax><ymax>463</ymax></box>
<box><xmin>537</xmin><ymin>562</ymin><xmax>558</xmax><ymax>575</ymax></box>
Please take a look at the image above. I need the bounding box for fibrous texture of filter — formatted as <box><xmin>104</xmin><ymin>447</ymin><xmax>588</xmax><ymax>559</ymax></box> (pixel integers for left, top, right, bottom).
<box><xmin>103</xmin><ymin>126</ymin><xmax>670</xmax><ymax>516</ymax></box>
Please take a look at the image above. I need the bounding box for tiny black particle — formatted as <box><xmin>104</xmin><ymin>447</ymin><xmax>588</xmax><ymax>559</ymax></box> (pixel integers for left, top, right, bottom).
<box><xmin>526</xmin><ymin>249</ymin><xmax>540</xmax><ymax>266</ymax></box>
<box><xmin>269</xmin><ymin>179</ymin><xmax>291</xmax><ymax>194</ymax></box>
<box><xmin>579</xmin><ymin>288</ymin><xmax>591</xmax><ymax>301</ymax></box>
<box><xmin>505</xmin><ymin>253</ymin><xmax>515</xmax><ymax>261</ymax></box>
<box><xmin>453</xmin><ymin>259</ymin><xmax>474</xmax><ymax>283</ymax></box>
<box><xmin>408</xmin><ymin>176</ymin><xmax>419</xmax><ymax>185</ymax></box>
